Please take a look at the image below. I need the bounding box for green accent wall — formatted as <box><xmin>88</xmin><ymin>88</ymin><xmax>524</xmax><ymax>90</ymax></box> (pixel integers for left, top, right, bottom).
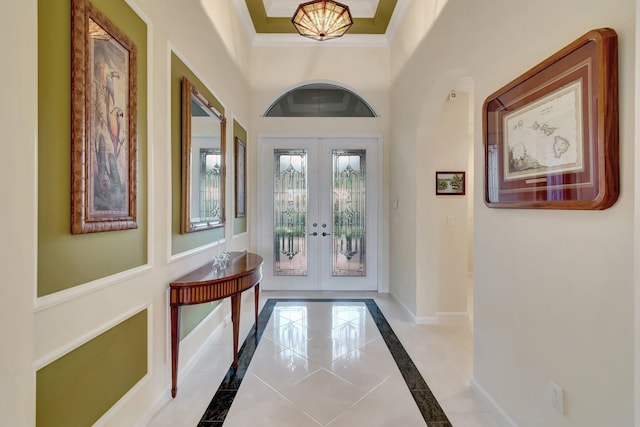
<box><xmin>233</xmin><ymin>120</ymin><xmax>248</xmax><ymax>235</ymax></box>
<box><xmin>245</xmin><ymin>0</ymin><xmax>397</xmax><ymax>34</ymax></box>
<box><xmin>171</xmin><ymin>53</ymin><xmax>227</xmax><ymax>338</ymax></box>
<box><xmin>37</xmin><ymin>0</ymin><xmax>148</xmax><ymax>297</ymax></box>
<box><xmin>36</xmin><ymin>310</ymin><xmax>148</xmax><ymax>427</ymax></box>
<box><xmin>179</xmin><ymin>303</ymin><xmax>219</xmax><ymax>340</ymax></box>
<box><xmin>171</xmin><ymin>53</ymin><xmax>225</xmax><ymax>255</ymax></box>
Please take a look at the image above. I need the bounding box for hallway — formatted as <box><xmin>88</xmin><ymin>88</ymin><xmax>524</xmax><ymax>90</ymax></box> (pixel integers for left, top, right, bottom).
<box><xmin>149</xmin><ymin>292</ymin><xmax>500</xmax><ymax>427</ymax></box>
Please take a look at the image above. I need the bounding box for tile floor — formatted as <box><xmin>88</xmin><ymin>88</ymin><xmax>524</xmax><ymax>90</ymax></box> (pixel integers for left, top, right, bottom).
<box><xmin>148</xmin><ymin>292</ymin><xmax>501</xmax><ymax>427</ymax></box>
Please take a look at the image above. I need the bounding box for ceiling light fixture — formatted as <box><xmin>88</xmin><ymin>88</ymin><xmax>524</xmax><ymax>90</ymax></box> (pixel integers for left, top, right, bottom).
<box><xmin>291</xmin><ymin>0</ymin><xmax>353</xmax><ymax>41</ymax></box>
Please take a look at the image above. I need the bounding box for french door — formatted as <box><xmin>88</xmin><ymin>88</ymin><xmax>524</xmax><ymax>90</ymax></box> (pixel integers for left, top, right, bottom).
<box><xmin>258</xmin><ymin>137</ymin><xmax>379</xmax><ymax>291</ymax></box>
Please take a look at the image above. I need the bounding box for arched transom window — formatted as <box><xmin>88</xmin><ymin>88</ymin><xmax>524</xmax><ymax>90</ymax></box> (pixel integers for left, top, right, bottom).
<box><xmin>265</xmin><ymin>83</ymin><xmax>377</xmax><ymax>118</ymax></box>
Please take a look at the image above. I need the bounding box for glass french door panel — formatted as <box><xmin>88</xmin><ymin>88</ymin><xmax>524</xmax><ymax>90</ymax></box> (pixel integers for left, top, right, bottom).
<box><xmin>259</xmin><ymin>136</ymin><xmax>377</xmax><ymax>291</ymax></box>
<box><xmin>199</xmin><ymin>149</ymin><xmax>221</xmax><ymax>220</ymax></box>
<box><xmin>332</xmin><ymin>149</ymin><xmax>366</xmax><ymax>277</ymax></box>
<box><xmin>273</xmin><ymin>149</ymin><xmax>308</xmax><ymax>276</ymax></box>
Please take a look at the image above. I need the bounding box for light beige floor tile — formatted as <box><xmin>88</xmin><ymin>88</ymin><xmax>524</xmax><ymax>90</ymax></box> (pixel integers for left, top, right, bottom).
<box><xmin>331</xmin><ymin>319</ymin><xmax>380</xmax><ymax>348</ymax></box>
<box><xmin>446</xmin><ymin>410</ymin><xmax>502</xmax><ymax>427</ymax></box>
<box><xmin>223</xmin><ymin>391</ymin><xmax>322</xmax><ymax>427</ymax></box>
<box><xmin>358</xmin><ymin>336</ymin><xmax>398</xmax><ymax>365</ymax></box>
<box><xmin>291</xmin><ymin>335</ymin><xmax>353</xmax><ymax>367</ymax></box>
<box><xmin>248</xmin><ymin>347</ymin><xmax>322</xmax><ymax>392</ymax></box>
<box><xmin>297</xmin><ymin>304</ymin><xmax>352</xmax><ymax>330</ymax></box>
<box><xmin>260</xmin><ymin>321</ymin><xmax>313</xmax><ymax>349</ymax></box>
<box><xmin>280</xmin><ymin>368</ymin><xmax>368</xmax><ymax>425</ymax></box>
<box><xmin>326</xmin><ymin>373</ymin><xmax>425</xmax><ymax>427</ymax></box>
<box><xmin>329</xmin><ymin>345</ymin><xmax>395</xmax><ymax>392</ymax></box>
<box><xmin>147</xmin><ymin>293</ymin><xmax>503</xmax><ymax>427</ymax></box>
<box><xmin>249</xmin><ymin>334</ymin><xmax>285</xmax><ymax>360</ymax></box>
<box><xmin>224</xmin><ymin>373</ymin><xmax>278</xmax><ymax>419</ymax></box>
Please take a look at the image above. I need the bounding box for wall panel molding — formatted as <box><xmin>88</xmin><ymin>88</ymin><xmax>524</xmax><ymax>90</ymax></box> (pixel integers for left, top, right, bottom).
<box><xmin>34</xmin><ymin>265</ymin><xmax>151</xmax><ymax>313</ymax></box>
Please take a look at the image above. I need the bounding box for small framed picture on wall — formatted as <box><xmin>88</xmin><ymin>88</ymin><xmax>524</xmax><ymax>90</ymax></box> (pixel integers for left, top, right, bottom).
<box><xmin>435</xmin><ymin>171</ymin><xmax>466</xmax><ymax>195</ymax></box>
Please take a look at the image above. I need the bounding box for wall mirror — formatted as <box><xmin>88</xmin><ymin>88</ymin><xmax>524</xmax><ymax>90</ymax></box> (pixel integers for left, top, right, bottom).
<box><xmin>181</xmin><ymin>77</ymin><xmax>226</xmax><ymax>233</ymax></box>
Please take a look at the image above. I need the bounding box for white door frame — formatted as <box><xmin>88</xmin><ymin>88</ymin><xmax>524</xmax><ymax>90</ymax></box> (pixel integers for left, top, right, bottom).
<box><xmin>257</xmin><ymin>134</ymin><xmax>383</xmax><ymax>292</ymax></box>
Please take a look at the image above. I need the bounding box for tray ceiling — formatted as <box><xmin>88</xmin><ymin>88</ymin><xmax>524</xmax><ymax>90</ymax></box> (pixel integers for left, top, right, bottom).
<box><xmin>244</xmin><ymin>0</ymin><xmax>398</xmax><ymax>35</ymax></box>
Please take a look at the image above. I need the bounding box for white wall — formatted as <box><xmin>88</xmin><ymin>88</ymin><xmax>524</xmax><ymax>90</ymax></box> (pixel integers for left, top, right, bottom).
<box><xmin>416</xmin><ymin>91</ymin><xmax>471</xmax><ymax>321</ymax></box>
<box><xmin>0</xmin><ymin>1</ymin><xmax>37</xmax><ymax>426</ymax></box>
<box><xmin>391</xmin><ymin>0</ymin><xmax>635</xmax><ymax>425</ymax></box>
<box><xmin>390</xmin><ymin>0</ymin><xmax>449</xmax><ymax>80</ymax></box>
<box><xmin>636</xmin><ymin>3</ymin><xmax>640</xmax><ymax>426</ymax></box>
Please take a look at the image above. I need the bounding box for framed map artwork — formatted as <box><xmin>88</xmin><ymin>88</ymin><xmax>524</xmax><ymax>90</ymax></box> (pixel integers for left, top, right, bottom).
<box><xmin>483</xmin><ymin>28</ymin><xmax>619</xmax><ymax>209</ymax></box>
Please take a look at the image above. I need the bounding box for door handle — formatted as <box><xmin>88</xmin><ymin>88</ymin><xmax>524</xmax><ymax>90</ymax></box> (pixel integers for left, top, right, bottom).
<box><xmin>309</xmin><ymin>232</ymin><xmax>318</xmax><ymax>236</ymax></box>
<box><xmin>322</xmin><ymin>232</ymin><xmax>331</xmax><ymax>237</ymax></box>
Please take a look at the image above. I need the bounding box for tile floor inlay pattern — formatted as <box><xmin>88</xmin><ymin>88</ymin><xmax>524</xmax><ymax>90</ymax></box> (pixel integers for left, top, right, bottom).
<box><xmin>197</xmin><ymin>299</ymin><xmax>451</xmax><ymax>426</ymax></box>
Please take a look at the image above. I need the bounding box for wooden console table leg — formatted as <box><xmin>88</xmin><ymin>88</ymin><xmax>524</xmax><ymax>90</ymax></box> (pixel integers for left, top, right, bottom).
<box><xmin>254</xmin><ymin>283</ymin><xmax>260</xmax><ymax>333</ymax></box>
<box><xmin>231</xmin><ymin>293</ymin><xmax>241</xmax><ymax>370</ymax></box>
<box><xmin>170</xmin><ymin>305</ymin><xmax>180</xmax><ymax>398</ymax></box>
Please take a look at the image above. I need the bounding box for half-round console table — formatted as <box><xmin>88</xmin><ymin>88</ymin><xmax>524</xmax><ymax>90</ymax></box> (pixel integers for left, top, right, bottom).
<box><xmin>169</xmin><ymin>251</ymin><xmax>263</xmax><ymax>397</ymax></box>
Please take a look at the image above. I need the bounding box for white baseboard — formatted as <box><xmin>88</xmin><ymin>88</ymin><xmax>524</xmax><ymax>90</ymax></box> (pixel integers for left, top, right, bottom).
<box><xmin>416</xmin><ymin>312</ymin><xmax>469</xmax><ymax>324</ymax></box>
<box><xmin>389</xmin><ymin>292</ymin><xmax>470</xmax><ymax>325</ymax></box>
<box><xmin>415</xmin><ymin>316</ymin><xmax>439</xmax><ymax>324</ymax></box>
<box><xmin>389</xmin><ymin>291</ymin><xmax>418</xmax><ymax>323</ymax></box>
<box><xmin>470</xmin><ymin>379</ymin><xmax>519</xmax><ymax>427</ymax></box>
<box><xmin>436</xmin><ymin>311</ymin><xmax>469</xmax><ymax>322</ymax></box>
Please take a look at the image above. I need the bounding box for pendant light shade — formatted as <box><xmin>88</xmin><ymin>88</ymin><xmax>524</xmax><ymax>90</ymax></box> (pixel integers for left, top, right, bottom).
<box><xmin>292</xmin><ymin>0</ymin><xmax>353</xmax><ymax>41</ymax></box>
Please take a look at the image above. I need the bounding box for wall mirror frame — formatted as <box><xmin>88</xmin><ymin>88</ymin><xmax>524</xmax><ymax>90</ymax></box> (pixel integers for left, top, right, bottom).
<box><xmin>234</xmin><ymin>136</ymin><xmax>246</xmax><ymax>218</ymax></box>
<box><xmin>181</xmin><ymin>77</ymin><xmax>226</xmax><ymax>234</ymax></box>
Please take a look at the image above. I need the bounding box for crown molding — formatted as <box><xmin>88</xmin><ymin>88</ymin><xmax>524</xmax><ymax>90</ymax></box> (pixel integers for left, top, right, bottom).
<box><xmin>251</xmin><ymin>32</ymin><xmax>390</xmax><ymax>47</ymax></box>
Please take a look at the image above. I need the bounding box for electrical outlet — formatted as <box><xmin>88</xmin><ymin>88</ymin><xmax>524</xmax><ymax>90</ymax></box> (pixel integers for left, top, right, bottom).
<box><xmin>446</xmin><ymin>215</ymin><xmax>455</xmax><ymax>227</ymax></box>
<box><xmin>550</xmin><ymin>381</ymin><xmax>564</xmax><ymax>414</ymax></box>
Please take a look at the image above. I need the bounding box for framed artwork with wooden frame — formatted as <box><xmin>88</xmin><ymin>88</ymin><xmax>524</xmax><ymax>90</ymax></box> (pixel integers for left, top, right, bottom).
<box><xmin>235</xmin><ymin>137</ymin><xmax>247</xmax><ymax>218</ymax></box>
<box><xmin>436</xmin><ymin>171</ymin><xmax>466</xmax><ymax>195</ymax></box>
<box><xmin>71</xmin><ymin>0</ymin><xmax>138</xmax><ymax>233</ymax></box>
<box><xmin>483</xmin><ymin>28</ymin><xmax>619</xmax><ymax>209</ymax></box>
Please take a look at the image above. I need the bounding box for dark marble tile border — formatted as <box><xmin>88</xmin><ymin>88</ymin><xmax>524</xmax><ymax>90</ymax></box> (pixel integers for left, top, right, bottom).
<box><xmin>197</xmin><ymin>299</ymin><xmax>451</xmax><ymax>426</ymax></box>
